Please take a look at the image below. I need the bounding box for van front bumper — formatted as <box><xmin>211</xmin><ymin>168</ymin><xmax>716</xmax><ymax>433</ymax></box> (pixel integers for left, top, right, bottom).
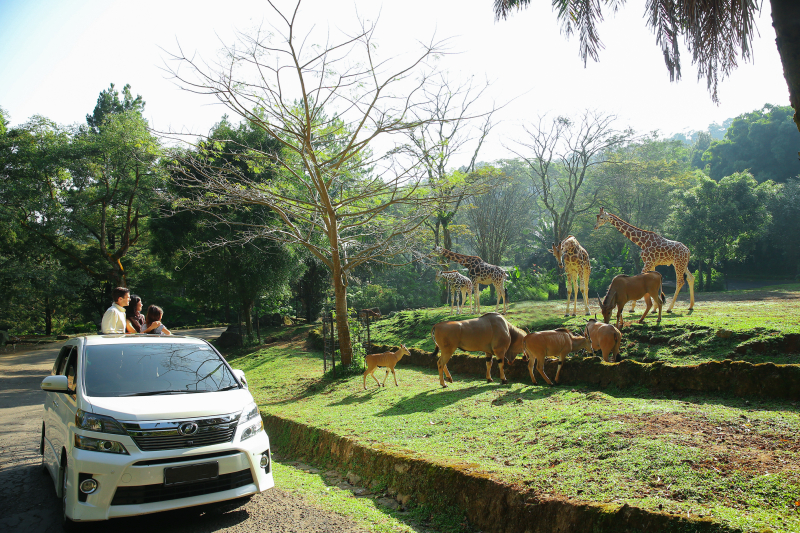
<box><xmin>65</xmin><ymin>431</ymin><xmax>273</xmax><ymax>521</ymax></box>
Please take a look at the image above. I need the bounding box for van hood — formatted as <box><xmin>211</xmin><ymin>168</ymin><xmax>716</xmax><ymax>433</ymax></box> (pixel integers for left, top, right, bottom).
<box><xmin>86</xmin><ymin>389</ymin><xmax>254</xmax><ymax>421</ymax></box>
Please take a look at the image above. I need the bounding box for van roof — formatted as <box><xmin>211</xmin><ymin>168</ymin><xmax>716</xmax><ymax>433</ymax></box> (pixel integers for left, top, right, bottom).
<box><xmin>83</xmin><ymin>334</ymin><xmax>208</xmax><ymax>346</ymax></box>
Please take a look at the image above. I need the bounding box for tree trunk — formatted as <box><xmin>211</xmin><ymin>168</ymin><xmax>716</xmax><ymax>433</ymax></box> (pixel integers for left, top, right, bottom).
<box><xmin>442</xmin><ymin>221</ymin><xmax>453</xmax><ymax>251</ymax></box>
<box><xmin>45</xmin><ymin>294</ymin><xmax>53</xmax><ymax>336</ymax></box>
<box><xmin>332</xmin><ymin>264</ymin><xmax>352</xmax><ymax>366</ymax></box>
<box><xmin>243</xmin><ymin>299</ymin><xmax>254</xmax><ymax>338</ymax></box>
<box><xmin>771</xmin><ymin>0</ymin><xmax>800</xmax><ymax>135</ymax></box>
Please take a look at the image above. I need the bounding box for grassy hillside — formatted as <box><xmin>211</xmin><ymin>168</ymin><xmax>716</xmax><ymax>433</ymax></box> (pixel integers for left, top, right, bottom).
<box><xmin>366</xmin><ymin>285</ymin><xmax>800</xmax><ymax>365</ymax></box>
<box><xmin>230</xmin><ymin>340</ymin><xmax>800</xmax><ymax>533</ymax></box>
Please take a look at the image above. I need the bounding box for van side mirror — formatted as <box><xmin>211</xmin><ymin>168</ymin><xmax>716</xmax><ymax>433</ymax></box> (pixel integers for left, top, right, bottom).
<box><xmin>232</xmin><ymin>369</ymin><xmax>248</xmax><ymax>389</ymax></box>
<box><xmin>41</xmin><ymin>375</ymin><xmax>71</xmax><ymax>393</ymax></box>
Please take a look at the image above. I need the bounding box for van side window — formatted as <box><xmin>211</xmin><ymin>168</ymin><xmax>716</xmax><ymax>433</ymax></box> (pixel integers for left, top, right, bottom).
<box><xmin>53</xmin><ymin>346</ymin><xmax>72</xmax><ymax>376</ymax></box>
<box><xmin>63</xmin><ymin>348</ymin><xmax>78</xmax><ymax>392</ymax></box>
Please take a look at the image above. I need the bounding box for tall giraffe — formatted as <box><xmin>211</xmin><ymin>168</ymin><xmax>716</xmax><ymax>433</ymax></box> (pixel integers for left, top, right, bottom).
<box><xmin>550</xmin><ymin>235</ymin><xmax>591</xmax><ymax>316</ymax></box>
<box><xmin>435</xmin><ymin>270</ymin><xmax>474</xmax><ymax>314</ymax></box>
<box><xmin>594</xmin><ymin>207</ymin><xmax>695</xmax><ymax>312</ymax></box>
<box><xmin>435</xmin><ymin>247</ymin><xmax>508</xmax><ymax>314</ymax></box>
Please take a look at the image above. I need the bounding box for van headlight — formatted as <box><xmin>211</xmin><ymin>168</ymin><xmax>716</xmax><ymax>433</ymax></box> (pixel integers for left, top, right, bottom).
<box><xmin>241</xmin><ymin>403</ymin><xmax>259</xmax><ymax>423</ymax></box>
<box><xmin>76</xmin><ymin>409</ymin><xmax>127</xmax><ymax>435</ymax></box>
<box><xmin>75</xmin><ymin>434</ymin><xmax>129</xmax><ymax>455</ymax></box>
<box><xmin>240</xmin><ymin>419</ymin><xmax>264</xmax><ymax>441</ymax></box>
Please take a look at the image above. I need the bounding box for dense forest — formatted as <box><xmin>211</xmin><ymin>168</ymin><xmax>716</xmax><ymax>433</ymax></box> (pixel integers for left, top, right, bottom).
<box><xmin>1</xmin><ymin>84</ymin><xmax>799</xmax><ymax>338</ymax></box>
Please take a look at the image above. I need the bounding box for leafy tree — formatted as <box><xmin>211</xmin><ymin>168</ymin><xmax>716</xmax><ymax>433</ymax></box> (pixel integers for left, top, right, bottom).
<box><xmin>152</xmin><ymin>117</ymin><xmax>297</xmax><ymax>338</ymax></box>
<box><xmin>1</xmin><ymin>85</ymin><xmax>164</xmax><ymax>294</ymax></box>
<box><xmin>702</xmin><ymin>104</ymin><xmax>800</xmax><ymax>183</ymax></box>
<box><xmin>165</xmin><ymin>0</ymin><xmax>471</xmax><ymax>364</ymax></box>
<box><xmin>86</xmin><ymin>83</ymin><xmax>144</xmax><ymax>134</ymax></box>
<box><xmin>766</xmin><ymin>178</ymin><xmax>800</xmax><ymax>277</ymax></box>
<box><xmin>669</xmin><ymin>171</ymin><xmax>775</xmax><ymax>290</ymax></box>
<box><xmin>493</xmin><ymin>0</ymin><xmax>800</xmax><ymax>136</ymax></box>
<box><xmin>594</xmin><ymin>134</ymin><xmax>700</xmax><ymax>272</ymax></box>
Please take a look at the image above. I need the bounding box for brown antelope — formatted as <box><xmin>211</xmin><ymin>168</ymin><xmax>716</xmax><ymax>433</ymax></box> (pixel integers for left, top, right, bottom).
<box><xmin>521</xmin><ymin>328</ymin><xmax>592</xmax><ymax>385</ymax></box>
<box><xmin>585</xmin><ymin>318</ymin><xmax>621</xmax><ymax>362</ymax></box>
<box><xmin>598</xmin><ymin>272</ymin><xmax>666</xmax><ymax>329</ymax></box>
<box><xmin>430</xmin><ymin>313</ymin><xmax>527</xmax><ymax>388</ymax></box>
<box><xmin>358</xmin><ymin>308</ymin><xmax>382</xmax><ymax>320</ymax></box>
<box><xmin>363</xmin><ymin>345</ymin><xmax>410</xmax><ymax>389</ymax></box>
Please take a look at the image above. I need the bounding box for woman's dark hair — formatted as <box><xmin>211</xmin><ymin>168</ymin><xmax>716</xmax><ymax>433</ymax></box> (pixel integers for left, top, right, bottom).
<box><xmin>145</xmin><ymin>305</ymin><xmax>163</xmax><ymax>327</ymax></box>
<box><xmin>126</xmin><ymin>295</ymin><xmax>142</xmax><ymax>320</ymax></box>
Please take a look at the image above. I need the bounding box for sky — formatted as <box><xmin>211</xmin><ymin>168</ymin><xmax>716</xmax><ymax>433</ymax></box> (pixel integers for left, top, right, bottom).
<box><xmin>0</xmin><ymin>0</ymin><xmax>790</xmax><ymax>166</ymax></box>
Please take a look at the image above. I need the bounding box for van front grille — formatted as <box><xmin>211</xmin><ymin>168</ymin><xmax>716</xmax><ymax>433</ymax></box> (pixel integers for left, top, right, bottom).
<box><xmin>110</xmin><ymin>469</ymin><xmax>254</xmax><ymax>505</ymax></box>
<box><xmin>122</xmin><ymin>413</ymin><xmax>240</xmax><ymax>451</ymax></box>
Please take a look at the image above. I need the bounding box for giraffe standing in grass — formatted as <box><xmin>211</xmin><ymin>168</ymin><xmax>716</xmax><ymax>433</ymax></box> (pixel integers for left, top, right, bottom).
<box><xmin>551</xmin><ymin>236</ymin><xmax>591</xmax><ymax>316</ymax></box>
<box><xmin>595</xmin><ymin>207</ymin><xmax>695</xmax><ymax>312</ymax></box>
<box><xmin>435</xmin><ymin>270</ymin><xmax>474</xmax><ymax>314</ymax></box>
<box><xmin>435</xmin><ymin>247</ymin><xmax>508</xmax><ymax>314</ymax></box>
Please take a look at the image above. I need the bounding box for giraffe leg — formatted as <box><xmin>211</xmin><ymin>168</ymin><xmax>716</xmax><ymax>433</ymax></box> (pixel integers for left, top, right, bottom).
<box><xmin>564</xmin><ymin>273</ymin><xmax>573</xmax><ymax>316</ymax></box>
<box><xmin>571</xmin><ymin>275</ymin><xmax>579</xmax><ymax>316</ymax></box>
<box><xmin>474</xmin><ymin>281</ymin><xmax>480</xmax><ymax>315</ymax></box>
<box><xmin>667</xmin><ymin>264</ymin><xmax>684</xmax><ymax>312</ymax></box>
<box><xmin>582</xmin><ymin>265</ymin><xmax>591</xmax><ymax>315</ymax></box>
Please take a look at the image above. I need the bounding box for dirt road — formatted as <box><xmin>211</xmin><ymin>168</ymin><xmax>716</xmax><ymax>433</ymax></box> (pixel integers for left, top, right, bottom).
<box><xmin>0</xmin><ymin>329</ymin><xmax>366</xmax><ymax>533</ymax></box>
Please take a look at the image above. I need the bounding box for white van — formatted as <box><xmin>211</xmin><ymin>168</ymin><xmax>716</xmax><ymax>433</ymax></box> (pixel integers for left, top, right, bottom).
<box><xmin>40</xmin><ymin>334</ymin><xmax>274</xmax><ymax>530</ymax></box>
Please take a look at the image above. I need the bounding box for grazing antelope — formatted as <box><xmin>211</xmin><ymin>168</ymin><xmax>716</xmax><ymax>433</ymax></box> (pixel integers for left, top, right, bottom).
<box><xmin>363</xmin><ymin>345</ymin><xmax>410</xmax><ymax>389</ymax></box>
<box><xmin>598</xmin><ymin>272</ymin><xmax>666</xmax><ymax>329</ymax></box>
<box><xmin>521</xmin><ymin>328</ymin><xmax>592</xmax><ymax>385</ymax></box>
<box><xmin>430</xmin><ymin>313</ymin><xmax>527</xmax><ymax>388</ymax></box>
<box><xmin>585</xmin><ymin>318</ymin><xmax>622</xmax><ymax>362</ymax></box>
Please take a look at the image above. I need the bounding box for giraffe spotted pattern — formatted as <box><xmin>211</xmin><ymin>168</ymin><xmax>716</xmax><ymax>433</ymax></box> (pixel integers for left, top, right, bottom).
<box><xmin>436</xmin><ymin>270</ymin><xmax>474</xmax><ymax>314</ymax></box>
<box><xmin>434</xmin><ymin>247</ymin><xmax>508</xmax><ymax>314</ymax></box>
<box><xmin>551</xmin><ymin>235</ymin><xmax>591</xmax><ymax>316</ymax></box>
<box><xmin>595</xmin><ymin>207</ymin><xmax>695</xmax><ymax>312</ymax></box>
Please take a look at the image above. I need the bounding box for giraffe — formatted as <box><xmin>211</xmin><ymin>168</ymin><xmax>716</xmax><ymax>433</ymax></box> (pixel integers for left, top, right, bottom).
<box><xmin>435</xmin><ymin>270</ymin><xmax>474</xmax><ymax>314</ymax></box>
<box><xmin>550</xmin><ymin>235</ymin><xmax>591</xmax><ymax>316</ymax></box>
<box><xmin>594</xmin><ymin>206</ymin><xmax>695</xmax><ymax>312</ymax></box>
<box><xmin>435</xmin><ymin>247</ymin><xmax>508</xmax><ymax>314</ymax></box>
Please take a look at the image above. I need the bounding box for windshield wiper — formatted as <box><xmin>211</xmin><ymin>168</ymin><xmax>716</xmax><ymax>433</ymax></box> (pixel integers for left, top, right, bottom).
<box><xmin>121</xmin><ymin>390</ymin><xmax>210</xmax><ymax>396</ymax></box>
<box><xmin>217</xmin><ymin>385</ymin><xmax>240</xmax><ymax>391</ymax></box>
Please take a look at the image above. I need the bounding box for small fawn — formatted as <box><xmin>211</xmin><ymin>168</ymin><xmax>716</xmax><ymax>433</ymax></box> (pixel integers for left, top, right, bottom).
<box><xmin>363</xmin><ymin>345</ymin><xmax>410</xmax><ymax>390</ymax></box>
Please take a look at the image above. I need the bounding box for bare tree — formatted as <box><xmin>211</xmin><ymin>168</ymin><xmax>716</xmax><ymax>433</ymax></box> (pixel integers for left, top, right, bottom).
<box><xmin>510</xmin><ymin>111</ymin><xmax>633</xmax><ymax>243</ymax></box>
<box><xmin>508</xmin><ymin>111</ymin><xmax>633</xmax><ymax>293</ymax></box>
<box><xmin>163</xmin><ymin>0</ymin><xmax>468</xmax><ymax>364</ymax></box>
<box><xmin>395</xmin><ymin>74</ymin><xmax>499</xmax><ymax>250</ymax></box>
<box><xmin>465</xmin><ymin>173</ymin><xmax>533</xmax><ymax>265</ymax></box>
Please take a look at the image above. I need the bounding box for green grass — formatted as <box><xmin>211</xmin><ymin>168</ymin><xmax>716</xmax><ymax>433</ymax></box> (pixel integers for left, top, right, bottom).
<box><xmin>231</xmin><ymin>341</ymin><xmax>800</xmax><ymax>533</ymax></box>
<box><xmin>366</xmin><ymin>285</ymin><xmax>800</xmax><ymax>365</ymax></box>
<box><xmin>272</xmin><ymin>459</ymin><xmax>476</xmax><ymax>532</ymax></box>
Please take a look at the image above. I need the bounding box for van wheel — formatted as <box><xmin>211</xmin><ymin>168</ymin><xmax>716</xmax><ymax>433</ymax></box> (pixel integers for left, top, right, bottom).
<box><xmin>60</xmin><ymin>459</ymin><xmax>78</xmax><ymax>532</ymax></box>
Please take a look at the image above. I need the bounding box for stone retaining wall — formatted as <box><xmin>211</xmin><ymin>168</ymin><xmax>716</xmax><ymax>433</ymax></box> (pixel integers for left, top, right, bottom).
<box><xmin>369</xmin><ymin>345</ymin><xmax>800</xmax><ymax>400</ymax></box>
<box><xmin>264</xmin><ymin>414</ymin><xmax>734</xmax><ymax>533</ymax></box>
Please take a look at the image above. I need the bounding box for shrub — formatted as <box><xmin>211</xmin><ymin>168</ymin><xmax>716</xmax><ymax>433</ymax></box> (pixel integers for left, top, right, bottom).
<box><xmin>506</xmin><ymin>265</ymin><xmax>556</xmax><ymax>303</ymax></box>
<box><xmin>694</xmin><ymin>267</ymin><xmax>726</xmax><ymax>292</ymax></box>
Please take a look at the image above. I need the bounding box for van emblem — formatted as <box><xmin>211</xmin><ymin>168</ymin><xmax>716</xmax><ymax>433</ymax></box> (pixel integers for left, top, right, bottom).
<box><xmin>179</xmin><ymin>422</ymin><xmax>199</xmax><ymax>436</ymax></box>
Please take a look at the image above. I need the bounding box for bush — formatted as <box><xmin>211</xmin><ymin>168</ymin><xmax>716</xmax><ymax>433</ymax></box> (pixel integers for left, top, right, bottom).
<box><xmin>589</xmin><ymin>257</ymin><xmax>628</xmax><ymax>297</ymax></box>
<box><xmin>694</xmin><ymin>268</ymin><xmax>725</xmax><ymax>292</ymax></box>
<box><xmin>505</xmin><ymin>265</ymin><xmax>556</xmax><ymax>303</ymax></box>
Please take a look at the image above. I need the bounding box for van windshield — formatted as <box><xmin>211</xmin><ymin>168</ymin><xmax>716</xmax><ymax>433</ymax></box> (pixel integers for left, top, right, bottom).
<box><xmin>83</xmin><ymin>343</ymin><xmax>238</xmax><ymax>397</ymax></box>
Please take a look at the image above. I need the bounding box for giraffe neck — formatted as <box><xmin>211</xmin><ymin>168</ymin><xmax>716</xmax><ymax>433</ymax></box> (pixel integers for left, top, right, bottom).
<box><xmin>608</xmin><ymin>215</ymin><xmax>650</xmax><ymax>249</ymax></box>
<box><xmin>442</xmin><ymin>249</ymin><xmax>478</xmax><ymax>270</ymax></box>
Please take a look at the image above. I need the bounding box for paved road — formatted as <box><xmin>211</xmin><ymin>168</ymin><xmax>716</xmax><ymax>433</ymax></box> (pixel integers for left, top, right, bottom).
<box><xmin>0</xmin><ymin>328</ymin><xmax>365</xmax><ymax>533</ymax></box>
